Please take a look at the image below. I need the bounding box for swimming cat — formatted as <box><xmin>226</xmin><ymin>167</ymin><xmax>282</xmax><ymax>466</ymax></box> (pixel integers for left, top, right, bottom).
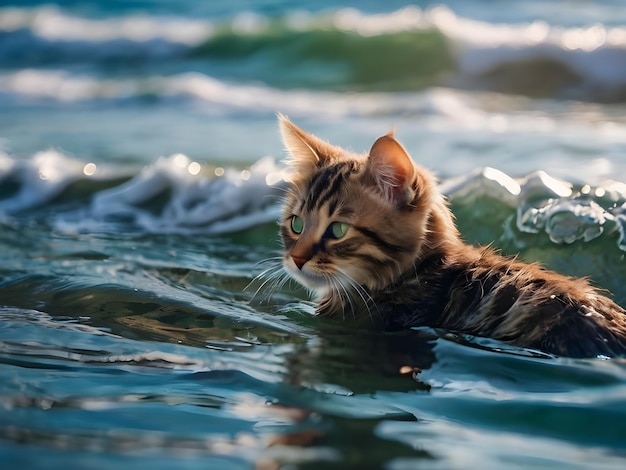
<box><xmin>275</xmin><ymin>114</ymin><xmax>626</xmax><ymax>358</ymax></box>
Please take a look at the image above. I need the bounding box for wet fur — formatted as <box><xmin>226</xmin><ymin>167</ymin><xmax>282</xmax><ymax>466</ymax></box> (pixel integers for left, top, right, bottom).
<box><xmin>275</xmin><ymin>114</ymin><xmax>626</xmax><ymax>358</ymax></box>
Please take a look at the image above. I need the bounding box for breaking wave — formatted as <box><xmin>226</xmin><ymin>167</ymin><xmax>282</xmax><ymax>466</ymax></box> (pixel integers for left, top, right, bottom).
<box><xmin>2</xmin><ymin>150</ymin><xmax>626</xmax><ymax>254</ymax></box>
<box><xmin>1</xmin><ymin>5</ymin><xmax>626</xmax><ymax>101</ymax></box>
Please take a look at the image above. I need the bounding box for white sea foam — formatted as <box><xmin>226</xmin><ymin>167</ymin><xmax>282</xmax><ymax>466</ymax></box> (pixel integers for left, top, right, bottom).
<box><xmin>2</xmin><ymin>148</ymin><xmax>625</xmax><ymax>249</ymax></box>
<box><xmin>439</xmin><ymin>167</ymin><xmax>521</xmax><ymax>206</ymax></box>
<box><xmin>1</xmin><ymin>5</ymin><xmax>625</xmax><ymax>95</ymax></box>
<box><xmin>306</xmin><ymin>5</ymin><xmax>626</xmax><ymax>88</ymax></box>
<box><xmin>87</xmin><ymin>154</ymin><xmax>286</xmax><ymax>234</ymax></box>
<box><xmin>0</xmin><ymin>68</ymin><xmax>478</xmax><ymax>118</ymax></box>
<box><xmin>0</xmin><ymin>149</ymin><xmax>86</xmax><ymax>212</ymax></box>
<box><xmin>2</xmin><ymin>70</ymin><xmax>626</xmax><ymax>147</ymax></box>
<box><xmin>3</xmin><ymin>4</ymin><xmax>626</xmax><ymax>50</ymax></box>
<box><xmin>0</xmin><ymin>5</ymin><xmax>212</xmax><ymax>45</ymax></box>
<box><xmin>0</xmin><ymin>69</ymin><xmax>112</xmax><ymax>101</ymax></box>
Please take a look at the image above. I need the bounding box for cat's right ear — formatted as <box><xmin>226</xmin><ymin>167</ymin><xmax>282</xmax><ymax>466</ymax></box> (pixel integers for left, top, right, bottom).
<box><xmin>367</xmin><ymin>133</ymin><xmax>417</xmax><ymax>206</ymax></box>
<box><xmin>278</xmin><ymin>114</ymin><xmax>338</xmax><ymax>176</ymax></box>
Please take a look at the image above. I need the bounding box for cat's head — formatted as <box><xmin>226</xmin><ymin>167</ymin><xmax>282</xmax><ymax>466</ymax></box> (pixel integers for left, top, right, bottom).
<box><xmin>278</xmin><ymin>114</ymin><xmax>457</xmax><ymax>299</ymax></box>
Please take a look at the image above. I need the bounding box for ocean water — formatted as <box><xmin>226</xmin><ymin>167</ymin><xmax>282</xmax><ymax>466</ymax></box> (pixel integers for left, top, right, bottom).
<box><xmin>2</xmin><ymin>0</ymin><xmax>626</xmax><ymax>468</ymax></box>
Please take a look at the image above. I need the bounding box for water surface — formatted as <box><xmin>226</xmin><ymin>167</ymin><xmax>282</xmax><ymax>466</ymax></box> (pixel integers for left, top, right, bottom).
<box><xmin>1</xmin><ymin>0</ymin><xmax>626</xmax><ymax>468</ymax></box>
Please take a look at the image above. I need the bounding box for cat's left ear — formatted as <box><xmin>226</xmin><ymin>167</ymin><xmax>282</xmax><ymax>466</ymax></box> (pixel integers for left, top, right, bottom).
<box><xmin>278</xmin><ymin>113</ymin><xmax>340</xmax><ymax>177</ymax></box>
<box><xmin>367</xmin><ymin>132</ymin><xmax>416</xmax><ymax>205</ymax></box>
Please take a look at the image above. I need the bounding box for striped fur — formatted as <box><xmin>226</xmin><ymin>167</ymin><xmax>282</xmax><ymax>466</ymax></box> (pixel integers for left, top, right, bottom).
<box><xmin>276</xmin><ymin>115</ymin><xmax>626</xmax><ymax>358</ymax></box>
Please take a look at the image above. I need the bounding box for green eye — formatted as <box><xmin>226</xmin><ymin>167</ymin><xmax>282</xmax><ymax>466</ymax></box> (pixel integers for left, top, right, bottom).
<box><xmin>291</xmin><ymin>215</ymin><xmax>304</xmax><ymax>234</ymax></box>
<box><xmin>330</xmin><ymin>222</ymin><xmax>349</xmax><ymax>239</ymax></box>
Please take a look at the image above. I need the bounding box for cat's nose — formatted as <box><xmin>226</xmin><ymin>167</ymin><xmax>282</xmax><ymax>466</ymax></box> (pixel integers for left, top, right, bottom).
<box><xmin>292</xmin><ymin>255</ymin><xmax>310</xmax><ymax>270</ymax></box>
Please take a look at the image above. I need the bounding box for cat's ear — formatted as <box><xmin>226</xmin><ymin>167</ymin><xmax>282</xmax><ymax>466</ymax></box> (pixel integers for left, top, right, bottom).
<box><xmin>367</xmin><ymin>132</ymin><xmax>416</xmax><ymax>205</ymax></box>
<box><xmin>278</xmin><ymin>113</ymin><xmax>339</xmax><ymax>176</ymax></box>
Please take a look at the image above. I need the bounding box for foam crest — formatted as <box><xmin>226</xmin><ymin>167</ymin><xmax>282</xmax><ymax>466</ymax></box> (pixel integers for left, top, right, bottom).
<box><xmin>0</xmin><ymin>69</ymin><xmax>110</xmax><ymax>101</ymax></box>
<box><xmin>0</xmin><ymin>69</ymin><xmax>476</xmax><ymax>117</ymax></box>
<box><xmin>0</xmin><ymin>5</ymin><xmax>212</xmax><ymax>45</ymax></box>
<box><xmin>87</xmin><ymin>154</ymin><xmax>286</xmax><ymax>234</ymax></box>
<box><xmin>82</xmin><ymin>165</ymin><xmax>626</xmax><ymax>250</ymax></box>
<box><xmin>1</xmin><ymin>6</ymin><xmax>626</xmax><ymax>101</ymax></box>
<box><xmin>445</xmin><ymin>167</ymin><xmax>626</xmax><ymax>248</ymax></box>
<box><xmin>3</xmin><ymin>5</ymin><xmax>626</xmax><ymax>49</ymax></box>
<box><xmin>165</xmin><ymin>72</ymin><xmax>449</xmax><ymax>116</ymax></box>
<box><xmin>439</xmin><ymin>167</ymin><xmax>520</xmax><ymax>206</ymax></box>
<box><xmin>331</xmin><ymin>6</ymin><xmax>427</xmax><ymax>36</ymax></box>
<box><xmin>2</xmin><ymin>150</ymin><xmax>626</xmax><ymax>250</ymax></box>
<box><xmin>4</xmin><ymin>70</ymin><xmax>626</xmax><ymax>144</ymax></box>
<box><xmin>337</xmin><ymin>5</ymin><xmax>626</xmax><ymax>50</ymax></box>
<box><xmin>298</xmin><ymin>7</ymin><xmax>626</xmax><ymax>100</ymax></box>
<box><xmin>0</xmin><ymin>149</ymin><xmax>87</xmax><ymax>212</ymax></box>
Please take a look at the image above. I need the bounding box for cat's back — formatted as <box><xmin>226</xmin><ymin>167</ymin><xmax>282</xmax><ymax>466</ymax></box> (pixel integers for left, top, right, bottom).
<box><xmin>383</xmin><ymin>246</ymin><xmax>626</xmax><ymax>357</ymax></box>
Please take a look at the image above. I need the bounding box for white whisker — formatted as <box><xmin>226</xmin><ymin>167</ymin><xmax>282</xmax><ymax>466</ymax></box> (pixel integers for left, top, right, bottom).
<box><xmin>247</xmin><ymin>257</ymin><xmax>290</xmax><ymax>303</ymax></box>
<box><xmin>336</xmin><ymin>270</ymin><xmax>378</xmax><ymax>320</ymax></box>
<box><xmin>329</xmin><ymin>275</ymin><xmax>351</xmax><ymax>320</ymax></box>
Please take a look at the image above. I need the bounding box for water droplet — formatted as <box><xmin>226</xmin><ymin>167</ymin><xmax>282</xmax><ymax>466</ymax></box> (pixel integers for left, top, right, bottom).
<box><xmin>83</xmin><ymin>162</ymin><xmax>97</xmax><ymax>176</ymax></box>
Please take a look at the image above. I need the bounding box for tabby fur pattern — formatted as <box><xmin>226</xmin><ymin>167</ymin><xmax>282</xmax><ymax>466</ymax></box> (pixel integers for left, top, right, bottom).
<box><xmin>276</xmin><ymin>114</ymin><xmax>626</xmax><ymax>358</ymax></box>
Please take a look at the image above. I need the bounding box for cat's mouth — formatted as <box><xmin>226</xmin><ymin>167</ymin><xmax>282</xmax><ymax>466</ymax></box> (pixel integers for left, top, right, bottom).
<box><xmin>286</xmin><ymin>264</ymin><xmax>332</xmax><ymax>289</ymax></box>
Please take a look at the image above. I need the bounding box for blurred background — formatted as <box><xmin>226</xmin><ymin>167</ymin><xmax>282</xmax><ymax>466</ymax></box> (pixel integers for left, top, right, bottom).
<box><xmin>1</xmin><ymin>0</ymin><xmax>625</xmax><ymax>181</ymax></box>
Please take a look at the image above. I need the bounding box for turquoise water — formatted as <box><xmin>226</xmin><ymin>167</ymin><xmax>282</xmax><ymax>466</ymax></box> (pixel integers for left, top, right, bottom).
<box><xmin>2</xmin><ymin>1</ymin><xmax>626</xmax><ymax>468</ymax></box>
